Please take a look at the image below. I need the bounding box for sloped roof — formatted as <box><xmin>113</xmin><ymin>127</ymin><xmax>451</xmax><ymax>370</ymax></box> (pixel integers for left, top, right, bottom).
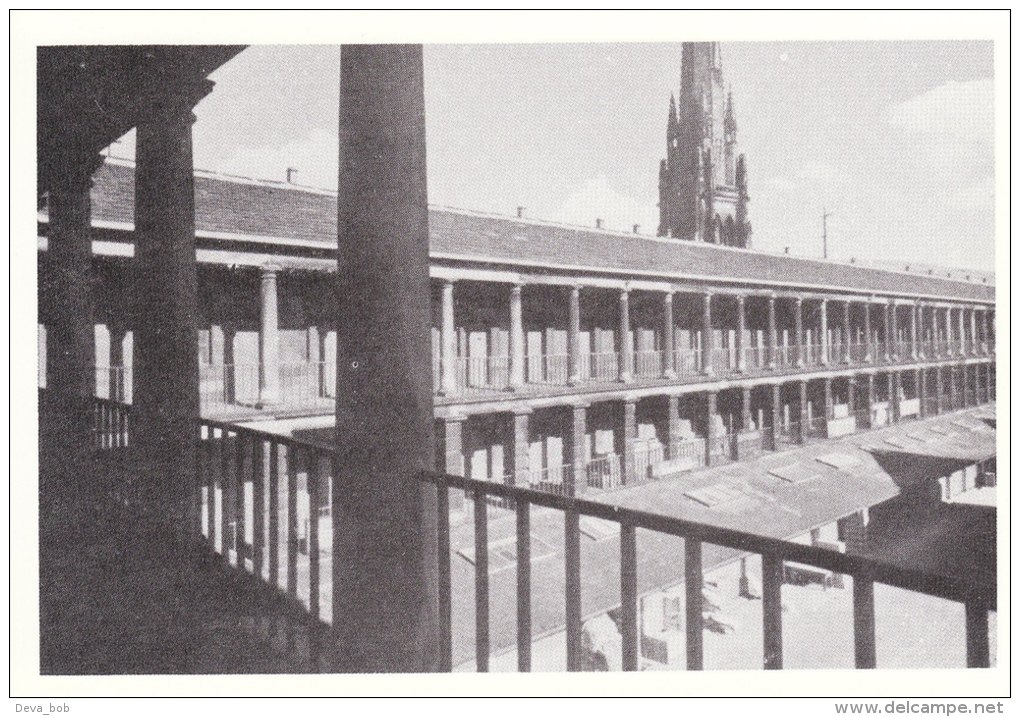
<box><xmin>448</xmin><ymin>406</ymin><xmax>996</xmax><ymax>666</ymax></box>
<box><xmin>79</xmin><ymin>159</ymin><xmax>994</xmax><ymax>302</ymax></box>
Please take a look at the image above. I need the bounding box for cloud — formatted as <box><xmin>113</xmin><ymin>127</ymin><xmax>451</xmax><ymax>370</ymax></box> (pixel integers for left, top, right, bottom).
<box><xmin>554</xmin><ymin>174</ymin><xmax>659</xmax><ymax>234</ymax></box>
<box><xmin>214</xmin><ymin>128</ymin><xmax>338</xmax><ymax>190</ymax></box>
<box><xmin>886</xmin><ymin>79</ymin><xmax>992</xmax><ymax>145</ymax></box>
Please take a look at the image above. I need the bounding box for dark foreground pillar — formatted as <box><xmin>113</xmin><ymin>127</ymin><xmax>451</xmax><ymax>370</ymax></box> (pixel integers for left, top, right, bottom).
<box><xmin>40</xmin><ymin>151</ymin><xmax>101</xmax><ymax>537</ymax></box>
<box><xmin>132</xmin><ymin>86</ymin><xmax>208</xmax><ymax>542</ymax></box>
<box><xmin>332</xmin><ymin>45</ymin><xmax>439</xmax><ymax>672</ymax></box>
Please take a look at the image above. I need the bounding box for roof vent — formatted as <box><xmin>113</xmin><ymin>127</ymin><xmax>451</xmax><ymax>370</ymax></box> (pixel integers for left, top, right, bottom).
<box><xmin>517</xmin><ymin>206</ymin><xmax>525</xmax><ymax>218</ymax></box>
<box><xmin>286</xmin><ymin>167</ymin><xmax>298</xmax><ymax>184</ymax></box>
<box><xmin>595</xmin><ymin>218</ymin><xmax>604</xmax><ymax>229</ymax></box>
<box><xmin>632</xmin><ymin>224</ymin><xmax>641</xmax><ymax>234</ymax></box>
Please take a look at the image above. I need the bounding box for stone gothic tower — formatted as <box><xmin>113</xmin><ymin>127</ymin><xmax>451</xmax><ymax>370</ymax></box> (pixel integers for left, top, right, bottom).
<box><xmin>657</xmin><ymin>42</ymin><xmax>751</xmax><ymax>248</ymax></box>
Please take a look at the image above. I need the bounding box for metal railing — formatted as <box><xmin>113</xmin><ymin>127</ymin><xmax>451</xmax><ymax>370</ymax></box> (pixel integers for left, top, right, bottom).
<box><xmin>199</xmin><ymin>362</ymin><xmax>261</xmax><ymax>409</ymax></box>
<box><xmin>586</xmin><ymin>454</ymin><xmax>623</xmax><ymax>490</ymax></box>
<box><xmin>709</xmin><ymin>347</ymin><xmax>739</xmax><ymax>376</ymax></box>
<box><xmin>279</xmin><ymin>362</ymin><xmax>335</xmax><ymax>406</ymax></box>
<box><xmin>461</xmin><ymin>355</ymin><xmax>512</xmax><ymax>393</ymax></box>
<box><xmin>94</xmin><ymin>365</ymin><xmax>132</xmax><ymax>403</ymax></box>
<box><xmin>528</xmin><ymin>353</ymin><xmax>568</xmax><ymax>386</ymax></box>
<box><xmin>423</xmin><ymin>471</ymin><xmax>994</xmax><ymax>671</ymax></box>
<box><xmin>81</xmin><ymin>394</ymin><xmax>994</xmax><ymax>672</ymax></box>
<box><xmin>585</xmin><ymin>351</ymin><xmax>619</xmax><ymax>383</ymax></box>
<box><xmin>92</xmin><ymin>395</ymin><xmax>131</xmax><ymax>449</ymax></box>
<box><xmin>633</xmin><ymin>350</ymin><xmax>662</xmax><ymax>379</ymax></box>
<box><xmin>672</xmin><ymin>349</ymin><xmax>703</xmax><ymax>379</ymax></box>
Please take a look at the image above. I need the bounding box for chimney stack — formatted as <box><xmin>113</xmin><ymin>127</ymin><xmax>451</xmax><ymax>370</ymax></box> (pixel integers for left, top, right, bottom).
<box><xmin>517</xmin><ymin>206</ymin><xmax>525</xmax><ymax>218</ymax></box>
<box><xmin>595</xmin><ymin>218</ymin><xmax>604</xmax><ymax>229</ymax></box>
<box><xmin>633</xmin><ymin>224</ymin><xmax>640</xmax><ymax>234</ymax></box>
<box><xmin>286</xmin><ymin>167</ymin><xmax>298</xmax><ymax>184</ymax></box>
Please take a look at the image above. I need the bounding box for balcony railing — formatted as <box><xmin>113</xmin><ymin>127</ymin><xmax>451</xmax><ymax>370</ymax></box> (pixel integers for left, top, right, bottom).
<box><xmin>633</xmin><ymin>350</ymin><xmax>663</xmax><ymax>379</ymax></box>
<box><xmin>81</xmin><ymin>391</ymin><xmax>995</xmax><ymax>672</ymax></box>
<box><xmin>425</xmin><ymin>472</ymin><xmax>994</xmax><ymax>671</ymax></box>
<box><xmin>585</xmin><ymin>351</ymin><xmax>619</xmax><ymax>383</ymax></box>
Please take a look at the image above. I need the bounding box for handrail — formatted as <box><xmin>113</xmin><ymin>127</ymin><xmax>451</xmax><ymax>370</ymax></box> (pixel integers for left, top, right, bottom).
<box><xmin>418</xmin><ymin>471</ymin><xmax>991</xmax><ymax>608</ymax></box>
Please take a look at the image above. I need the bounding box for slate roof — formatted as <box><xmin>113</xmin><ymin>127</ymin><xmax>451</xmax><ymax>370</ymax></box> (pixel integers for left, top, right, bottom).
<box><xmin>73</xmin><ymin>159</ymin><xmax>995</xmax><ymax>303</ymax></box>
<box><xmin>447</xmin><ymin>406</ymin><xmax>996</xmax><ymax>667</ymax></box>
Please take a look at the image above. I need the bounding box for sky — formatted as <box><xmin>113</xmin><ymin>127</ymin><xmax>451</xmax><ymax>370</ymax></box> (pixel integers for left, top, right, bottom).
<box><xmin>108</xmin><ymin>41</ymin><xmax>995</xmax><ymax>271</ymax></box>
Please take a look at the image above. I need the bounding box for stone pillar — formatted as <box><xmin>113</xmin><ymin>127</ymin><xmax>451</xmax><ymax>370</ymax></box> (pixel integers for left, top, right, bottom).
<box><xmin>567</xmin><ymin>285</ymin><xmax>582</xmax><ymax>385</ymax></box>
<box><xmin>40</xmin><ymin>149</ymin><xmax>101</xmax><ymax>535</ymax></box>
<box><xmin>622</xmin><ymin>399</ymin><xmax>637</xmax><ymax>482</ymax></box>
<box><xmin>944</xmin><ymin>307</ymin><xmax>953</xmax><ymax>357</ymax></box>
<box><xmin>798</xmin><ymin>381</ymin><xmax>808</xmax><ymax>443</ymax></box>
<box><xmin>824</xmin><ymin>377</ymin><xmax>834</xmax><ymax>420</ymax></box>
<box><xmin>619</xmin><ymin>289</ymin><xmax>633</xmax><ymax>383</ymax></box>
<box><xmin>985</xmin><ymin>309</ymin><xmax>994</xmax><ymax>353</ymax></box>
<box><xmin>794</xmin><ymin>297</ymin><xmax>804</xmax><ymax>367</ymax></box>
<box><xmin>222</xmin><ymin>324</ymin><xmax>237</xmax><ymax>403</ymax></box>
<box><xmin>511</xmin><ymin>408</ymin><xmax>531</xmax><ymax>484</ymax></box>
<box><xmin>667</xmin><ymin>395</ymin><xmax>682</xmax><ymax>459</ymax></box>
<box><xmin>741</xmin><ymin>386</ymin><xmax>753</xmax><ymax>431</ymax></box>
<box><xmin>663</xmin><ymin>292</ymin><xmax>677</xmax><ymax>378</ymax></box>
<box><xmin>842</xmin><ymin>300</ymin><xmax>852</xmax><ymax>363</ymax></box>
<box><xmin>705</xmin><ymin>391</ymin><xmax>718</xmax><ymax>466</ymax></box>
<box><xmin>838</xmin><ymin>510</ymin><xmax>869</xmax><ymax>555</ymax></box>
<box><xmin>917</xmin><ymin>368</ymin><xmax>926</xmax><ymax>417</ymax></box>
<box><xmin>968</xmin><ymin>308</ymin><xmax>976</xmax><ymax>356</ymax></box>
<box><xmin>893</xmin><ymin>301</ymin><xmax>901</xmax><ymax>359</ymax></box>
<box><xmin>771</xmin><ymin>384</ymin><xmax>782</xmax><ymax>438</ymax></box>
<box><xmin>909</xmin><ymin>301</ymin><xmax>918</xmax><ymax>359</ymax></box>
<box><xmin>863</xmin><ymin>301</ymin><xmax>873</xmax><ymax>363</ymax></box>
<box><xmin>701</xmin><ymin>291</ymin><xmax>713</xmax><ymax>375</ymax></box>
<box><xmin>332</xmin><ymin>45</ymin><xmax>438</xmax><ymax>672</ymax></box>
<box><xmin>767</xmin><ymin>294</ymin><xmax>778</xmax><ymax>369</ymax></box>
<box><xmin>847</xmin><ymin>376</ymin><xmax>856</xmax><ymax>413</ymax></box>
<box><xmin>509</xmin><ymin>284</ymin><xmax>525</xmax><ymax>390</ymax></box>
<box><xmin>865</xmin><ymin>373</ymin><xmax>876</xmax><ymax>424</ymax></box>
<box><xmin>935</xmin><ymin>366</ymin><xmax>944</xmax><ymax>414</ymax></box>
<box><xmin>890</xmin><ymin>371</ymin><xmax>901</xmax><ymax>422</ymax></box>
<box><xmin>735</xmin><ymin>294</ymin><xmax>747</xmax><ymax>372</ymax></box>
<box><xmin>440</xmin><ymin>280</ymin><xmax>457</xmax><ymax>396</ymax></box>
<box><xmin>132</xmin><ymin>85</ymin><xmax>208</xmax><ymax>541</ymax></box>
<box><xmin>957</xmin><ymin>307</ymin><xmax>966</xmax><ymax>356</ymax></box>
<box><xmin>568</xmin><ymin>404</ymin><xmax>588</xmax><ymax>496</ymax></box>
<box><xmin>258</xmin><ymin>264</ymin><xmax>281</xmax><ymax>405</ymax></box>
<box><xmin>317</xmin><ymin>327</ymin><xmax>329</xmax><ymax>398</ymax></box>
<box><xmin>819</xmin><ymin>298</ymin><xmax>829</xmax><ymax>365</ymax></box>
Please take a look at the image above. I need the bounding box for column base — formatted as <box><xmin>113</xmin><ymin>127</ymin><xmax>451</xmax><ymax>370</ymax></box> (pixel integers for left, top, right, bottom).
<box><xmin>663</xmin><ymin>370</ymin><xmax>678</xmax><ymax>380</ymax></box>
<box><xmin>619</xmin><ymin>373</ymin><xmax>633</xmax><ymax>383</ymax></box>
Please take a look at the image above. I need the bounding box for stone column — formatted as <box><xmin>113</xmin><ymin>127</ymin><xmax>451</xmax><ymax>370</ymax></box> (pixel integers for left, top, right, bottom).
<box><xmin>509</xmin><ymin>284</ymin><xmax>525</xmax><ymax>390</ymax></box>
<box><xmin>667</xmin><ymin>395</ymin><xmax>682</xmax><ymax>459</ymax></box>
<box><xmin>889</xmin><ymin>302</ymin><xmax>899</xmax><ymax>361</ymax></box>
<box><xmin>442</xmin><ymin>415</ymin><xmax>466</xmax><ymax>478</ymax></box>
<box><xmin>968</xmin><ymin>308</ymin><xmax>976</xmax><ymax>356</ymax></box>
<box><xmin>767</xmin><ymin>294</ymin><xmax>778</xmax><ymax>369</ymax></box>
<box><xmin>567</xmin><ymin>285</ymin><xmax>582</xmax><ymax>386</ymax></box>
<box><xmin>40</xmin><ymin>149</ymin><xmax>101</xmax><ymax>535</ymax></box>
<box><xmin>511</xmin><ymin>408</ymin><xmax>531</xmax><ymax>484</ymax></box>
<box><xmin>705</xmin><ymin>391</ymin><xmax>718</xmax><ymax>466</ymax></box>
<box><xmin>866</xmin><ymin>373</ymin><xmax>876</xmax><ymax>424</ymax></box>
<box><xmin>944</xmin><ymin>307</ymin><xmax>953</xmax><ymax>357</ymax></box>
<box><xmin>798</xmin><ymin>381</ymin><xmax>808</xmax><ymax>443</ymax></box>
<box><xmin>741</xmin><ymin>386</ymin><xmax>753</xmax><ymax>431</ymax></box>
<box><xmin>222</xmin><ymin>324</ymin><xmax>237</xmax><ymax>404</ymax></box>
<box><xmin>332</xmin><ymin>45</ymin><xmax>438</xmax><ymax>672</ymax></box>
<box><xmin>842</xmin><ymin>300</ymin><xmax>852</xmax><ymax>363</ymax></box>
<box><xmin>619</xmin><ymin>289</ymin><xmax>633</xmax><ymax>382</ymax></box>
<box><xmin>701</xmin><ymin>291</ymin><xmax>713</xmax><ymax>375</ymax></box>
<box><xmin>957</xmin><ymin>307</ymin><xmax>966</xmax><ymax>356</ymax></box>
<box><xmin>568</xmin><ymin>403</ymin><xmax>588</xmax><ymax>496</ymax></box>
<box><xmin>909</xmin><ymin>301</ymin><xmax>918</xmax><ymax>359</ymax></box>
<box><xmin>819</xmin><ymin>298</ymin><xmax>829</xmax><ymax>365</ymax></box>
<box><xmin>771</xmin><ymin>384</ymin><xmax>782</xmax><ymax>446</ymax></box>
<box><xmin>735</xmin><ymin>294</ymin><xmax>747</xmax><ymax>372</ymax></box>
<box><xmin>663</xmin><ymin>292</ymin><xmax>677</xmax><ymax>379</ymax></box>
<box><xmin>440</xmin><ymin>280</ymin><xmax>457</xmax><ymax>395</ymax></box>
<box><xmin>622</xmin><ymin>399</ymin><xmax>637</xmax><ymax>482</ymax></box>
<box><xmin>132</xmin><ymin>85</ymin><xmax>209</xmax><ymax>541</ymax></box>
<box><xmin>794</xmin><ymin>296</ymin><xmax>804</xmax><ymax>367</ymax></box>
<box><xmin>258</xmin><ymin>264</ymin><xmax>281</xmax><ymax>405</ymax></box>
<box><xmin>917</xmin><ymin>369</ymin><xmax>926</xmax><ymax>417</ymax></box>
<box><xmin>847</xmin><ymin>376</ymin><xmax>856</xmax><ymax>414</ymax></box>
<box><xmin>985</xmin><ymin>309</ymin><xmax>994</xmax><ymax>353</ymax></box>
<box><xmin>824</xmin><ymin>377</ymin><xmax>834</xmax><ymax>420</ymax></box>
<box><xmin>863</xmin><ymin>301</ymin><xmax>873</xmax><ymax>363</ymax></box>
<box><xmin>935</xmin><ymin>366</ymin><xmax>945</xmax><ymax>413</ymax></box>
<box><xmin>890</xmin><ymin>371</ymin><xmax>901</xmax><ymax>422</ymax></box>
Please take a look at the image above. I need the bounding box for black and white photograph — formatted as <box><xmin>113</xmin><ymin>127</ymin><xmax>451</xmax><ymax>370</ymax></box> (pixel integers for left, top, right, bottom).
<box><xmin>11</xmin><ymin>7</ymin><xmax>1009</xmax><ymax>708</ymax></box>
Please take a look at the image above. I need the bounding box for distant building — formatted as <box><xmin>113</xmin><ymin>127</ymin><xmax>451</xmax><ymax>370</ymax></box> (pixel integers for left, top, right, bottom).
<box><xmin>658</xmin><ymin>42</ymin><xmax>751</xmax><ymax>247</ymax></box>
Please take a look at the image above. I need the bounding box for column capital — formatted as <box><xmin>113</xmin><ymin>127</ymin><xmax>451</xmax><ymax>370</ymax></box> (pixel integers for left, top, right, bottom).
<box><xmin>135</xmin><ymin>80</ymin><xmax>215</xmax><ymax>126</ymax></box>
<box><xmin>444</xmin><ymin>411</ymin><xmax>469</xmax><ymax>424</ymax></box>
<box><xmin>511</xmin><ymin>283</ymin><xmax>523</xmax><ymax>294</ymax></box>
<box><xmin>43</xmin><ymin>147</ymin><xmax>105</xmax><ymax>195</ymax></box>
<box><xmin>663</xmin><ymin>291</ymin><xmax>674</xmax><ymax>302</ymax></box>
<box><xmin>260</xmin><ymin>263</ymin><xmax>282</xmax><ymax>278</ymax></box>
<box><xmin>511</xmin><ymin>406</ymin><xmax>533</xmax><ymax>417</ymax></box>
<box><xmin>569</xmin><ymin>401</ymin><xmax>591</xmax><ymax>411</ymax></box>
